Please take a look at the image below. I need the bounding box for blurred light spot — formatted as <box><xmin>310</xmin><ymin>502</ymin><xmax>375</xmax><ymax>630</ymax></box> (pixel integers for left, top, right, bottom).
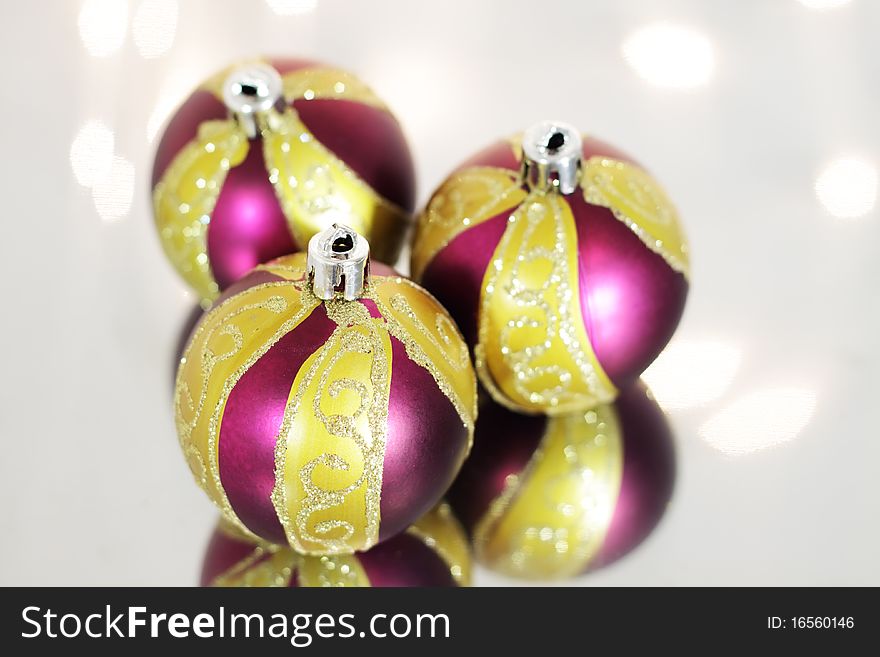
<box><xmin>815</xmin><ymin>156</ymin><xmax>877</xmax><ymax>219</ymax></box>
<box><xmin>643</xmin><ymin>339</ymin><xmax>742</xmax><ymax>411</ymax></box>
<box><xmin>265</xmin><ymin>0</ymin><xmax>317</xmax><ymax>15</ymax></box>
<box><xmin>622</xmin><ymin>23</ymin><xmax>715</xmax><ymax>89</ymax></box>
<box><xmin>133</xmin><ymin>0</ymin><xmax>178</xmax><ymax>59</ymax></box>
<box><xmin>699</xmin><ymin>387</ymin><xmax>816</xmax><ymax>455</ymax></box>
<box><xmin>78</xmin><ymin>0</ymin><xmax>129</xmax><ymax>57</ymax></box>
<box><xmin>92</xmin><ymin>156</ymin><xmax>135</xmax><ymax>222</ymax></box>
<box><xmin>70</xmin><ymin>120</ymin><xmax>115</xmax><ymax>188</ymax></box>
<box><xmin>797</xmin><ymin>0</ymin><xmax>851</xmax><ymax>10</ymax></box>
<box><xmin>587</xmin><ymin>284</ymin><xmax>619</xmax><ymax>319</ymax></box>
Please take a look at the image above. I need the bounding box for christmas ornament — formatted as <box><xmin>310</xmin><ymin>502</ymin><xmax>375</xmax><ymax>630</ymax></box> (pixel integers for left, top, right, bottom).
<box><xmin>448</xmin><ymin>382</ymin><xmax>675</xmax><ymax>579</ymax></box>
<box><xmin>411</xmin><ymin>121</ymin><xmax>689</xmax><ymax>414</ymax></box>
<box><xmin>153</xmin><ymin>57</ymin><xmax>415</xmax><ymax>303</ymax></box>
<box><xmin>201</xmin><ymin>504</ymin><xmax>471</xmax><ymax>587</ymax></box>
<box><xmin>175</xmin><ymin>224</ymin><xmax>476</xmax><ymax>556</ymax></box>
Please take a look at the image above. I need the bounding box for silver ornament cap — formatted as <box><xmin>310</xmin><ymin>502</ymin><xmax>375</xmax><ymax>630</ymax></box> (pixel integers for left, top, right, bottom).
<box><xmin>307</xmin><ymin>224</ymin><xmax>370</xmax><ymax>301</ymax></box>
<box><xmin>222</xmin><ymin>63</ymin><xmax>284</xmax><ymax>139</ymax></box>
<box><xmin>521</xmin><ymin>120</ymin><xmax>583</xmax><ymax>194</ymax></box>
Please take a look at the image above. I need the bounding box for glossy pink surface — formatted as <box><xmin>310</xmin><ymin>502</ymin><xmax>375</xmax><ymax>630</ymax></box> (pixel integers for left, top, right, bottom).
<box><xmin>419</xmin><ymin>211</ymin><xmax>510</xmax><ymax>346</ymax></box>
<box><xmin>218</xmin><ymin>304</ymin><xmax>337</xmax><ymax>544</ymax></box>
<box><xmin>453</xmin><ymin>138</ymin><xmax>520</xmax><ymax>174</ymax></box>
<box><xmin>593</xmin><ymin>382</ymin><xmax>676</xmax><ymax>568</ymax></box>
<box><xmin>574</xmin><ymin>137</ymin><xmax>686</xmax><ymax>385</ymax></box>
<box><xmin>356</xmin><ymin>533</ymin><xmax>456</xmax><ymax>587</ymax></box>
<box><xmin>378</xmin><ymin>335</ymin><xmax>469</xmax><ymax>542</ymax></box>
<box><xmin>206</xmin><ymin>143</ymin><xmax>298</xmax><ymax>290</ymax></box>
<box><xmin>447</xmin><ymin>398</ymin><xmax>547</xmax><ymax>535</ymax></box>
<box><xmin>199</xmin><ymin>525</ymin><xmax>266</xmax><ymax>586</ymax></box>
<box><xmin>295</xmin><ymin>98</ymin><xmax>416</xmax><ymax>213</ymax></box>
<box><xmin>151</xmin><ymin>90</ymin><xmax>228</xmax><ymax>188</ymax></box>
<box><xmin>572</xmin><ymin>192</ymin><xmax>688</xmax><ymax>385</ymax></box>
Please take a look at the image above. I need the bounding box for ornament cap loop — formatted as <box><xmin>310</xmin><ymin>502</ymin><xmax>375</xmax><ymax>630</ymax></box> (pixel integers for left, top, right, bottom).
<box><xmin>222</xmin><ymin>63</ymin><xmax>284</xmax><ymax>139</ymax></box>
<box><xmin>307</xmin><ymin>223</ymin><xmax>370</xmax><ymax>301</ymax></box>
<box><xmin>521</xmin><ymin>121</ymin><xmax>583</xmax><ymax>194</ymax></box>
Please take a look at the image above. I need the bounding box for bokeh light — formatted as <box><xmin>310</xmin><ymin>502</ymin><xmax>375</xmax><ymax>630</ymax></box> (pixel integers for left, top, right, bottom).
<box><xmin>815</xmin><ymin>156</ymin><xmax>877</xmax><ymax>219</ymax></box>
<box><xmin>78</xmin><ymin>0</ymin><xmax>129</xmax><ymax>57</ymax></box>
<box><xmin>622</xmin><ymin>23</ymin><xmax>715</xmax><ymax>89</ymax></box>
<box><xmin>133</xmin><ymin>0</ymin><xmax>178</xmax><ymax>59</ymax></box>
<box><xmin>92</xmin><ymin>156</ymin><xmax>136</xmax><ymax>222</ymax></box>
<box><xmin>70</xmin><ymin>120</ymin><xmax>116</xmax><ymax>188</ymax></box>
<box><xmin>699</xmin><ymin>387</ymin><xmax>817</xmax><ymax>455</ymax></box>
<box><xmin>642</xmin><ymin>338</ymin><xmax>742</xmax><ymax>411</ymax></box>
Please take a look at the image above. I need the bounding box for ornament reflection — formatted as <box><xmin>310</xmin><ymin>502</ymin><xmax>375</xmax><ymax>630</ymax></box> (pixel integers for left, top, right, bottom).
<box><xmin>449</xmin><ymin>382</ymin><xmax>676</xmax><ymax>580</ymax></box>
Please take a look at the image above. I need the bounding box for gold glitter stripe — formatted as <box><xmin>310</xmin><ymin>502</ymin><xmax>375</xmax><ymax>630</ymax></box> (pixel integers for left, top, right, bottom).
<box><xmin>211</xmin><ymin>519</ymin><xmax>371</xmax><ymax>587</ymax></box>
<box><xmin>580</xmin><ymin>156</ymin><xmax>690</xmax><ymax>279</ymax></box>
<box><xmin>200</xmin><ymin>60</ymin><xmax>388</xmax><ymax>110</ymax></box>
<box><xmin>474</xmin><ymin>407</ymin><xmax>623</xmax><ymax>579</ymax></box>
<box><xmin>296</xmin><ymin>554</ymin><xmax>371</xmax><ymax>587</ymax></box>
<box><xmin>271</xmin><ymin>299</ymin><xmax>392</xmax><ymax>555</ymax></box>
<box><xmin>475</xmin><ymin>192</ymin><xmax>616</xmax><ymax>415</ymax></box>
<box><xmin>175</xmin><ymin>269</ymin><xmax>317</xmax><ymax>542</ymax></box>
<box><xmin>153</xmin><ymin>119</ymin><xmax>249</xmax><ymax>302</ymax></box>
<box><xmin>262</xmin><ymin>108</ymin><xmax>409</xmax><ymax>266</ymax></box>
<box><xmin>370</xmin><ymin>276</ymin><xmax>477</xmax><ymax>450</ymax></box>
<box><xmin>280</xmin><ymin>67</ymin><xmax>388</xmax><ymax>110</ymax></box>
<box><xmin>406</xmin><ymin>503</ymin><xmax>472</xmax><ymax>586</ymax></box>
<box><xmin>211</xmin><ymin>545</ymin><xmax>298</xmax><ymax>587</ymax></box>
<box><xmin>411</xmin><ymin>166</ymin><xmax>526</xmax><ymax>281</ymax></box>
<box><xmin>253</xmin><ymin>252</ymin><xmax>309</xmax><ymax>281</ymax></box>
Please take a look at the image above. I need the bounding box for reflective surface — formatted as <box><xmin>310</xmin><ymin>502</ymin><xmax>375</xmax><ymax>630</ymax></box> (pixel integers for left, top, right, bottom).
<box><xmin>1</xmin><ymin>0</ymin><xmax>878</xmax><ymax>585</ymax></box>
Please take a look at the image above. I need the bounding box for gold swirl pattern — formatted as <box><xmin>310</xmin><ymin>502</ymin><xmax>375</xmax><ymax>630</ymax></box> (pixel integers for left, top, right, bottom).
<box><xmin>371</xmin><ymin>276</ymin><xmax>477</xmax><ymax>448</ymax></box>
<box><xmin>476</xmin><ymin>193</ymin><xmax>616</xmax><ymax>415</ymax></box>
<box><xmin>271</xmin><ymin>299</ymin><xmax>392</xmax><ymax>555</ymax></box>
<box><xmin>581</xmin><ymin>156</ymin><xmax>690</xmax><ymax>278</ymax></box>
<box><xmin>474</xmin><ymin>407</ymin><xmax>624</xmax><ymax>579</ymax></box>
<box><xmin>174</xmin><ymin>256</ymin><xmax>317</xmax><ymax>542</ymax></box>
<box><xmin>209</xmin><ymin>503</ymin><xmax>470</xmax><ymax>587</ymax></box>
<box><xmin>410</xmin><ymin>167</ymin><xmax>525</xmax><ymax>281</ymax></box>
<box><xmin>153</xmin><ymin>120</ymin><xmax>249</xmax><ymax>301</ymax></box>
<box><xmin>262</xmin><ymin>109</ymin><xmax>409</xmax><ymax>266</ymax></box>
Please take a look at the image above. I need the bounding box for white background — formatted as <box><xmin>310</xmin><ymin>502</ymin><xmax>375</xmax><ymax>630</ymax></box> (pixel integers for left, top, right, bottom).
<box><xmin>1</xmin><ymin>0</ymin><xmax>878</xmax><ymax>585</ymax></box>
